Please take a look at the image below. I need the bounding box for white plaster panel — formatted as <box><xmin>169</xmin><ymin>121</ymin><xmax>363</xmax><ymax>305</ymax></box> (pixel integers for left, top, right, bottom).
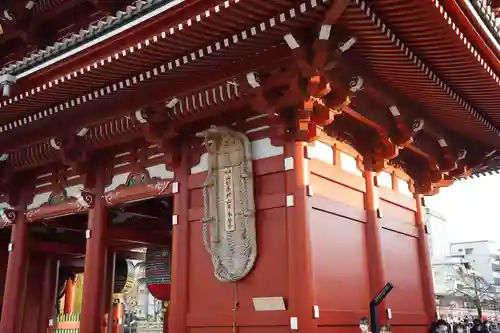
<box><xmin>339</xmin><ymin>151</ymin><xmax>362</xmax><ymax>177</ymax></box>
<box><xmin>252</xmin><ymin>138</ymin><xmax>283</xmax><ymax>160</ymax></box>
<box><xmin>191</xmin><ymin>153</ymin><xmax>208</xmax><ymax>175</ymax></box>
<box><xmin>27</xmin><ymin>191</ymin><xmax>51</xmax><ymax>210</ymax></box>
<box><xmin>0</xmin><ymin>202</ymin><xmax>13</xmax><ymax>209</ymax></box>
<box><xmin>397</xmin><ymin>178</ymin><xmax>412</xmax><ymax>197</ymax></box>
<box><xmin>246</xmin><ymin>125</ymin><xmax>269</xmax><ymax>134</ymax></box>
<box><xmin>377</xmin><ymin>171</ymin><xmax>393</xmax><ymax>189</ymax></box>
<box><xmin>146</xmin><ymin>164</ymin><xmax>174</xmax><ymax>179</ymax></box>
<box><xmin>190</xmin><ymin>137</ymin><xmax>284</xmax><ymax>174</ymax></box>
<box><xmin>310</xmin><ymin>141</ymin><xmax>334</xmax><ymax>164</ymax></box>
<box><xmin>105</xmin><ymin>172</ymin><xmax>130</xmax><ymax>192</ymax></box>
<box><xmin>66</xmin><ymin>184</ymin><xmax>84</xmax><ymax>198</ymax></box>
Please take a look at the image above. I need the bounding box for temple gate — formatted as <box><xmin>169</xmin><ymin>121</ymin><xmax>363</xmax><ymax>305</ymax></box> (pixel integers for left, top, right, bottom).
<box><xmin>0</xmin><ymin>0</ymin><xmax>497</xmax><ymax>332</ymax></box>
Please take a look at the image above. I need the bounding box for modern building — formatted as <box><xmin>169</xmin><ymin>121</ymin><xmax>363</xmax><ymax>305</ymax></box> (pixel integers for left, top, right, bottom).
<box><xmin>424</xmin><ymin>207</ymin><xmax>449</xmax><ymax>263</ymax></box>
<box><xmin>450</xmin><ymin>241</ymin><xmax>500</xmax><ymax>286</ymax></box>
<box><xmin>433</xmin><ymin>257</ymin><xmax>470</xmax><ymax>297</ymax></box>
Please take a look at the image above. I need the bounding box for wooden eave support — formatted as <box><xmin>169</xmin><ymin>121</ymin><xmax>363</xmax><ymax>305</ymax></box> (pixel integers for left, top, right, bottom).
<box><xmin>337</xmin><ymin>56</ymin><xmax>475</xmax><ymax>151</ymax></box>
<box><xmin>134</xmin><ymin>66</ymin><xmax>300</xmax><ymax>151</ymax></box>
<box><xmin>50</xmin><ymin>129</ymin><xmax>90</xmax><ymax>166</ymax></box>
<box><xmin>241</xmin><ymin>68</ymin><xmax>307</xmax><ymax>142</ymax></box>
<box><xmin>333</xmin><ymin>56</ymin><xmax>479</xmax><ymax>187</ymax></box>
<box><xmin>323</xmin><ymin>0</ymin><xmax>350</xmax><ymax>25</ymax></box>
<box><xmin>337</xmin><ymin>102</ymin><xmax>463</xmax><ymax>195</ymax></box>
<box><xmin>0</xmin><ymin>44</ymin><xmax>293</xmax><ymax>152</ymax></box>
<box><xmin>284</xmin><ymin>24</ymin><xmax>358</xmax><ymax>142</ymax></box>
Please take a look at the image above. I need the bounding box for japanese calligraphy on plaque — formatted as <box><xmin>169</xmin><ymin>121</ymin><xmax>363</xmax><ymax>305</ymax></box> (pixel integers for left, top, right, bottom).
<box><xmin>200</xmin><ymin>126</ymin><xmax>257</xmax><ymax>282</ymax></box>
<box><xmin>222</xmin><ymin>168</ymin><xmax>236</xmax><ymax>231</ymax></box>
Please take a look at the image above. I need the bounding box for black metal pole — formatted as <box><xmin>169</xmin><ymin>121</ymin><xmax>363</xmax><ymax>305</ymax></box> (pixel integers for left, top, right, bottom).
<box><xmin>370</xmin><ymin>300</ymin><xmax>378</xmax><ymax>333</ymax></box>
<box><xmin>369</xmin><ymin>282</ymin><xmax>394</xmax><ymax>333</ymax></box>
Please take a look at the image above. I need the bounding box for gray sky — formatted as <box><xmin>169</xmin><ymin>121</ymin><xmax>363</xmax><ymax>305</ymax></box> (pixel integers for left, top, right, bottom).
<box><xmin>427</xmin><ymin>174</ymin><xmax>500</xmax><ymax>244</ymax></box>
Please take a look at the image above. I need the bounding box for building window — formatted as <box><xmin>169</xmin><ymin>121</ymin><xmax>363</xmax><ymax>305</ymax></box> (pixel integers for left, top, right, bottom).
<box><xmin>494</xmin><ymin>278</ymin><xmax>500</xmax><ymax>286</ymax></box>
<box><xmin>339</xmin><ymin>151</ymin><xmax>362</xmax><ymax>176</ymax></box>
<box><xmin>396</xmin><ymin>178</ymin><xmax>412</xmax><ymax>196</ymax></box>
<box><xmin>377</xmin><ymin>172</ymin><xmax>392</xmax><ymax>188</ymax></box>
<box><xmin>465</xmin><ymin>248</ymin><xmax>474</xmax><ymax>255</ymax></box>
<box><xmin>308</xmin><ymin>141</ymin><xmax>334</xmax><ymax>164</ymax></box>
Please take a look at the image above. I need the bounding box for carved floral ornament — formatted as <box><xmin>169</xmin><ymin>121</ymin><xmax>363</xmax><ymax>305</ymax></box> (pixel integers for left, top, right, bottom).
<box><xmin>104</xmin><ymin>170</ymin><xmax>173</xmax><ymax>206</ymax></box>
<box><xmin>24</xmin><ymin>189</ymin><xmax>95</xmax><ymax>222</ymax></box>
<box><xmin>0</xmin><ymin>209</ymin><xmax>17</xmax><ymax>227</ymax></box>
<box><xmin>75</xmin><ymin>189</ymin><xmax>94</xmax><ymax>209</ymax></box>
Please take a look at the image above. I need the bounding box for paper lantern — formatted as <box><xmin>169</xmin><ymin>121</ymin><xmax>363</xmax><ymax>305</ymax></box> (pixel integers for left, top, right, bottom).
<box><xmin>145</xmin><ymin>247</ymin><xmax>171</xmax><ymax>301</ymax></box>
<box><xmin>114</xmin><ymin>258</ymin><xmax>135</xmax><ymax>294</ymax></box>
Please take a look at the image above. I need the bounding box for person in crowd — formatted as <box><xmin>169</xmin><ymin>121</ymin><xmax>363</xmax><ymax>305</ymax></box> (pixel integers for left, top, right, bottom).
<box><xmin>471</xmin><ymin>319</ymin><xmax>486</xmax><ymax>333</ymax></box>
<box><xmin>466</xmin><ymin>323</ymin><xmax>472</xmax><ymax>333</ymax></box>
<box><xmin>454</xmin><ymin>323</ymin><xmax>466</xmax><ymax>333</ymax></box>
<box><xmin>380</xmin><ymin>324</ymin><xmax>392</xmax><ymax>333</ymax></box>
<box><xmin>359</xmin><ymin>317</ymin><xmax>370</xmax><ymax>333</ymax></box>
<box><xmin>483</xmin><ymin>320</ymin><xmax>498</xmax><ymax>333</ymax></box>
<box><xmin>430</xmin><ymin>319</ymin><xmax>450</xmax><ymax>333</ymax></box>
<box><xmin>436</xmin><ymin>319</ymin><xmax>450</xmax><ymax>333</ymax></box>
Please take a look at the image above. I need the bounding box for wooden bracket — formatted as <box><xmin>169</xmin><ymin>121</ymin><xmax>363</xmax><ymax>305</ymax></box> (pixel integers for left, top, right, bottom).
<box><xmin>49</xmin><ymin>128</ymin><xmax>89</xmax><ymax>166</ymax></box>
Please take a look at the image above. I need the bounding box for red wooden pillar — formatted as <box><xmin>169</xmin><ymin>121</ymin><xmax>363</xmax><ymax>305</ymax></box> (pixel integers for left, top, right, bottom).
<box><xmin>284</xmin><ymin>141</ymin><xmax>316</xmax><ymax>332</ymax></box>
<box><xmin>0</xmin><ymin>209</ymin><xmax>29</xmax><ymax>333</ymax></box>
<box><xmin>364</xmin><ymin>170</ymin><xmax>386</xmax><ymax>319</ymax></box>
<box><xmin>415</xmin><ymin>194</ymin><xmax>437</xmax><ymax>323</ymax></box>
<box><xmin>37</xmin><ymin>257</ymin><xmax>55</xmax><ymax>333</ymax></box>
<box><xmin>169</xmin><ymin>145</ymin><xmax>189</xmax><ymax>333</ymax></box>
<box><xmin>80</xmin><ymin>181</ymin><xmax>108</xmax><ymax>333</ymax></box>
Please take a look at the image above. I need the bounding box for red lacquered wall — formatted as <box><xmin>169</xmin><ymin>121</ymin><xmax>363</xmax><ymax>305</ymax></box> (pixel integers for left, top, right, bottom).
<box><xmin>306</xmin><ymin>140</ymin><xmax>431</xmax><ymax>333</ymax></box>
<box><xmin>378</xmin><ymin>181</ymin><xmax>427</xmax><ymax>326</ymax></box>
<box><xmin>308</xmin><ymin>158</ymin><xmax>370</xmax><ymax>329</ymax></box>
<box><xmin>168</xmin><ymin>135</ymin><xmax>435</xmax><ymax>333</ymax></box>
<box><xmin>169</xmin><ymin>127</ymin><xmax>299</xmax><ymax>333</ymax></box>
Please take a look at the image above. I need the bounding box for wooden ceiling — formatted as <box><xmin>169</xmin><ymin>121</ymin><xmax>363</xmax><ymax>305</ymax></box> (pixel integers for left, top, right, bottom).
<box><xmin>0</xmin><ymin>0</ymin><xmax>135</xmax><ymax>69</ymax></box>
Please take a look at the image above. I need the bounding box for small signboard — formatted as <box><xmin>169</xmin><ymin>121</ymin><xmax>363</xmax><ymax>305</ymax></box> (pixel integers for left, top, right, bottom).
<box><xmin>252</xmin><ymin>297</ymin><xmax>286</xmax><ymax>311</ymax></box>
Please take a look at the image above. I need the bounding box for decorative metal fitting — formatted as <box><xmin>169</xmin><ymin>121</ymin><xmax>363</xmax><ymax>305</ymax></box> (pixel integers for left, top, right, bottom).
<box><xmin>0</xmin><ymin>74</ymin><xmax>16</xmax><ymax>97</ymax></box>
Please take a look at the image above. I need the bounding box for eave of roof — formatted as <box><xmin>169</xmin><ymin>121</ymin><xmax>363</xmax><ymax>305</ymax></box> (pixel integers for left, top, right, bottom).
<box><xmin>466</xmin><ymin>164</ymin><xmax>500</xmax><ymax>178</ymax></box>
<box><xmin>470</xmin><ymin>0</ymin><xmax>500</xmax><ymax>44</ymax></box>
<box><xmin>0</xmin><ymin>0</ymin><xmax>182</xmax><ymax>79</ymax></box>
<box><xmin>452</xmin><ymin>0</ymin><xmax>500</xmax><ymax>67</ymax></box>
